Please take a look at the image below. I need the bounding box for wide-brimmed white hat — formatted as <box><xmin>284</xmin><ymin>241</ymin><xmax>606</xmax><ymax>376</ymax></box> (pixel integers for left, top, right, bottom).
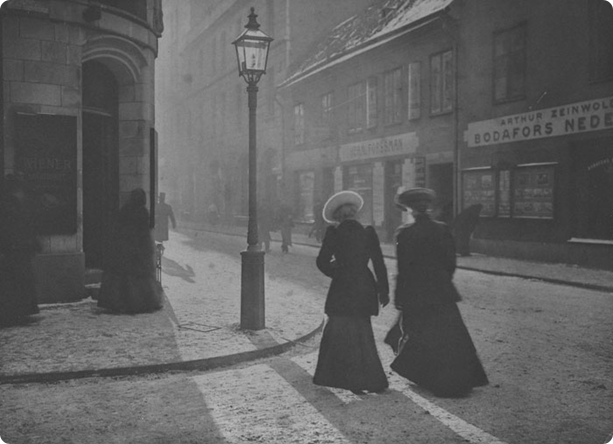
<box><xmin>395</xmin><ymin>187</ymin><xmax>436</xmax><ymax>209</ymax></box>
<box><xmin>322</xmin><ymin>190</ymin><xmax>364</xmax><ymax>223</ymax></box>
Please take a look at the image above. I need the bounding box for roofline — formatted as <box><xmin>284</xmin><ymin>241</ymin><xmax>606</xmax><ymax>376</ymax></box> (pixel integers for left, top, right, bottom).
<box><xmin>279</xmin><ymin>7</ymin><xmax>450</xmax><ymax>90</ymax></box>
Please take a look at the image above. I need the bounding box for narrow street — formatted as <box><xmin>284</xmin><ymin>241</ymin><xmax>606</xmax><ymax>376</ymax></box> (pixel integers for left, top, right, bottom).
<box><xmin>1</xmin><ymin>231</ymin><xmax>612</xmax><ymax>444</ymax></box>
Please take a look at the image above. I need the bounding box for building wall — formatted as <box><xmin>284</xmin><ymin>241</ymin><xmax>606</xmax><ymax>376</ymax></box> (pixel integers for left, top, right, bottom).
<box><xmin>157</xmin><ymin>0</ymin><xmax>375</xmax><ymax>224</ymax></box>
<box><xmin>456</xmin><ymin>0</ymin><xmax>613</xmax><ymax>267</ymax></box>
<box><xmin>1</xmin><ymin>0</ymin><xmax>162</xmax><ymax>301</ymax></box>
<box><xmin>281</xmin><ymin>18</ymin><xmax>457</xmax><ymax>240</ymax></box>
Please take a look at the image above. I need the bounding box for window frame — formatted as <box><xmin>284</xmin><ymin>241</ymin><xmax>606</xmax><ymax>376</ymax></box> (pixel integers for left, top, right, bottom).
<box><xmin>407</xmin><ymin>61</ymin><xmax>422</xmax><ymax>121</ymax></box>
<box><xmin>347</xmin><ymin>81</ymin><xmax>366</xmax><ymax>134</ymax></box>
<box><xmin>430</xmin><ymin>49</ymin><xmax>454</xmax><ymax>115</ymax></box>
<box><xmin>588</xmin><ymin>0</ymin><xmax>613</xmax><ymax>83</ymax></box>
<box><xmin>293</xmin><ymin>102</ymin><xmax>305</xmax><ymax>146</ymax></box>
<box><xmin>492</xmin><ymin>24</ymin><xmax>527</xmax><ymax>104</ymax></box>
<box><xmin>383</xmin><ymin>67</ymin><xmax>403</xmax><ymax>125</ymax></box>
<box><xmin>366</xmin><ymin>76</ymin><xmax>378</xmax><ymax>129</ymax></box>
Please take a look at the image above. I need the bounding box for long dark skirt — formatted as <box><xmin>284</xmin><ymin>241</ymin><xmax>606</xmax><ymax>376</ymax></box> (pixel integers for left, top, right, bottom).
<box><xmin>97</xmin><ymin>272</ymin><xmax>164</xmax><ymax>314</ymax></box>
<box><xmin>0</xmin><ymin>252</ymin><xmax>39</xmax><ymax>327</ymax></box>
<box><xmin>313</xmin><ymin>315</ymin><xmax>388</xmax><ymax>392</ymax></box>
<box><xmin>390</xmin><ymin>302</ymin><xmax>488</xmax><ymax>397</ymax></box>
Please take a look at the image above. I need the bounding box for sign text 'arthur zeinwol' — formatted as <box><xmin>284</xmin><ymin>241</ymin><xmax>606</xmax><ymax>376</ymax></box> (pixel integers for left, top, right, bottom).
<box><xmin>464</xmin><ymin>96</ymin><xmax>613</xmax><ymax>148</ymax></box>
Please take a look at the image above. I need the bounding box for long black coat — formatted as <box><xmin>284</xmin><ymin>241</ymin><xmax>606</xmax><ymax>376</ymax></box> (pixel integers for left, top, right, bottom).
<box><xmin>394</xmin><ymin>213</ymin><xmax>461</xmax><ymax>309</ymax></box>
<box><xmin>316</xmin><ymin>220</ymin><xmax>389</xmax><ymax>317</ymax></box>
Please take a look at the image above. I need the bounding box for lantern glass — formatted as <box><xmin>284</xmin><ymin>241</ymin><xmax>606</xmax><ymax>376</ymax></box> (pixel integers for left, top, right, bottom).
<box><xmin>232</xmin><ymin>9</ymin><xmax>272</xmax><ymax>82</ymax></box>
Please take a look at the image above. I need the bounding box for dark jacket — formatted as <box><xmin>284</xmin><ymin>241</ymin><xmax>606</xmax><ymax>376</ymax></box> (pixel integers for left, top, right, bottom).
<box><xmin>105</xmin><ymin>203</ymin><xmax>156</xmax><ymax>277</ymax></box>
<box><xmin>316</xmin><ymin>220</ymin><xmax>389</xmax><ymax>317</ymax></box>
<box><xmin>394</xmin><ymin>213</ymin><xmax>461</xmax><ymax>309</ymax></box>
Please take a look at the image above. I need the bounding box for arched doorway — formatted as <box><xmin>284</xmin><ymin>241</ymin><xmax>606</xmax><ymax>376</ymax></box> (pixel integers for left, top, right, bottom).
<box><xmin>82</xmin><ymin>60</ymin><xmax>119</xmax><ymax>268</ymax></box>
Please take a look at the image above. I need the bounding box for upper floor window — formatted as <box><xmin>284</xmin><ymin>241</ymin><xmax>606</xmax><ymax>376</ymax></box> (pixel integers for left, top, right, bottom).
<box><xmin>320</xmin><ymin>91</ymin><xmax>333</xmax><ymax>128</ymax></box>
<box><xmin>493</xmin><ymin>25</ymin><xmax>526</xmax><ymax>103</ymax></box>
<box><xmin>95</xmin><ymin>0</ymin><xmax>146</xmax><ymax>21</ymax></box>
<box><xmin>347</xmin><ymin>82</ymin><xmax>366</xmax><ymax>133</ymax></box>
<box><xmin>366</xmin><ymin>77</ymin><xmax>378</xmax><ymax>129</ymax></box>
<box><xmin>383</xmin><ymin>67</ymin><xmax>403</xmax><ymax>125</ymax></box>
<box><xmin>589</xmin><ymin>0</ymin><xmax>613</xmax><ymax>82</ymax></box>
<box><xmin>294</xmin><ymin>103</ymin><xmax>305</xmax><ymax>146</ymax></box>
<box><xmin>431</xmin><ymin>49</ymin><xmax>454</xmax><ymax>114</ymax></box>
<box><xmin>407</xmin><ymin>62</ymin><xmax>421</xmax><ymax>120</ymax></box>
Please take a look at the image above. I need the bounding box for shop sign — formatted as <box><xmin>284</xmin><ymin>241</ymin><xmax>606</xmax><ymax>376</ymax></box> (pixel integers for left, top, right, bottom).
<box><xmin>339</xmin><ymin>132</ymin><xmax>418</xmax><ymax>162</ymax></box>
<box><xmin>464</xmin><ymin>96</ymin><xmax>613</xmax><ymax>148</ymax></box>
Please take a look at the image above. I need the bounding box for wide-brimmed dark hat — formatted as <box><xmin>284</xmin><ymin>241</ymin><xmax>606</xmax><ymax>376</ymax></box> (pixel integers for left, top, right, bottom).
<box><xmin>395</xmin><ymin>187</ymin><xmax>436</xmax><ymax>209</ymax></box>
<box><xmin>323</xmin><ymin>190</ymin><xmax>364</xmax><ymax>223</ymax></box>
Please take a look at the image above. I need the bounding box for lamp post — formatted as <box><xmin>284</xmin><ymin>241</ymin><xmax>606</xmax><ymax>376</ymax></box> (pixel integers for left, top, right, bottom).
<box><xmin>232</xmin><ymin>8</ymin><xmax>273</xmax><ymax>330</ymax></box>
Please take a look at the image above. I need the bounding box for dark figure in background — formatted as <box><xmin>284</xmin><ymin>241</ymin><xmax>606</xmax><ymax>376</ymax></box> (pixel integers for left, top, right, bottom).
<box><xmin>308</xmin><ymin>199</ymin><xmax>325</xmax><ymax>242</ymax></box>
<box><xmin>208</xmin><ymin>203</ymin><xmax>220</xmax><ymax>226</ymax></box>
<box><xmin>453</xmin><ymin>204</ymin><xmax>483</xmax><ymax>256</ymax></box>
<box><xmin>313</xmin><ymin>191</ymin><xmax>390</xmax><ymax>394</ymax></box>
<box><xmin>98</xmin><ymin>188</ymin><xmax>164</xmax><ymax>314</ymax></box>
<box><xmin>258</xmin><ymin>200</ymin><xmax>274</xmax><ymax>253</ymax></box>
<box><xmin>387</xmin><ymin>188</ymin><xmax>488</xmax><ymax>398</ymax></box>
<box><xmin>0</xmin><ymin>175</ymin><xmax>40</xmax><ymax>327</ymax></box>
<box><xmin>436</xmin><ymin>201</ymin><xmax>454</xmax><ymax>226</ymax></box>
<box><xmin>154</xmin><ymin>192</ymin><xmax>176</xmax><ymax>243</ymax></box>
<box><xmin>278</xmin><ymin>204</ymin><xmax>294</xmax><ymax>253</ymax></box>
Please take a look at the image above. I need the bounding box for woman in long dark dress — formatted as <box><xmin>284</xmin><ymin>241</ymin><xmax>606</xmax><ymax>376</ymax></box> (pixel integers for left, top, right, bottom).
<box><xmin>313</xmin><ymin>190</ymin><xmax>390</xmax><ymax>394</ymax></box>
<box><xmin>389</xmin><ymin>188</ymin><xmax>488</xmax><ymax>397</ymax></box>
<box><xmin>97</xmin><ymin>188</ymin><xmax>164</xmax><ymax>314</ymax></box>
<box><xmin>0</xmin><ymin>175</ymin><xmax>40</xmax><ymax>326</ymax></box>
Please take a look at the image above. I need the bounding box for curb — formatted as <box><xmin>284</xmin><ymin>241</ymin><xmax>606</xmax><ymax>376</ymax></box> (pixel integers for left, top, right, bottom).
<box><xmin>454</xmin><ymin>265</ymin><xmax>613</xmax><ymax>294</ymax></box>
<box><xmin>0</xmin><ymin>320</ymin><xmax>324</xmax><ymax>385</ymax></box>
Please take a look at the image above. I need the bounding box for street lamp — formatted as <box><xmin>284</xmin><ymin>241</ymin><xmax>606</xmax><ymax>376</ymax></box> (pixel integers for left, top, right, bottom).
<box><xmin>232</xmin><ymin>7</ymin><xmax>273</xmax><ymax>330</ymax></box>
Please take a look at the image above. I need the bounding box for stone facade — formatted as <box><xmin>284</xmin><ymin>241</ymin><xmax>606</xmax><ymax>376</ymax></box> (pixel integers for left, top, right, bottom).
<box><xmin>1</xmin><ymin>0</ymin><xmax>163</xmax><ymax>302</ymax></box>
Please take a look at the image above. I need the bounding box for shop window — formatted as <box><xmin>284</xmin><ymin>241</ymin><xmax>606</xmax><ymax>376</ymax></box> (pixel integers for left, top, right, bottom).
<box><xmin>297</xmin><ymin>171</ymin><xmax>315</xmax><ymax>221</ymax></box>
<box><xmin>294</xmin><ymin>103</ymin><xmax>305</xmax><ymax>145</ymax></box>
<box><xmin>347</xmin><ymin>81</ymin><xmax>366</xmax><ymax>133</ymax></box>
<box><xmin>366</xmin><ymin>77</ymin><xmax>378</xmax><ymax>128</ymax></box>
<box><xmin>589</xmin><ymin>0</ymin><xmax>613</xmax><ymax>82</ymax></box>
<box><xmin>430</xmin><ymin>50</ymin><xmax>453</xmax><ymax>114</ymax></box>
<box><xmin>462</xmin><ymin>164</ymin><xmax>556</xmax><ymax>219</ymax></box>
<box><xmin>512</xmin><ymin>164</ymin><xmax>555</xmax><ymax>219</ymax></box>
<box><xmin>383</xmin><ymin>67</ymin><xmax>403</xmax><ymax>125</ymax></box>
<box><xmin>343</xmin><ymin>164</ymin><xmax>373</xmax><ymax>225</ymax></box>
<box><xmin>408</xmin><ymin>62</ymin><xmax>421</xmax><ymax>120</ymax></box>
<box><xmin>462</xmin><ymin>168</ymin><xmax>496</xmax><ymax>217</ymax></box>
<box><xmin>498</xmin><ymin>169</ymin><xmax>511</xmax><ymax>217</ymax></box>
<box><xmin>493</xmin><ymin>25</ymin><xmax>526</xmax><ymax>103</ymax></box>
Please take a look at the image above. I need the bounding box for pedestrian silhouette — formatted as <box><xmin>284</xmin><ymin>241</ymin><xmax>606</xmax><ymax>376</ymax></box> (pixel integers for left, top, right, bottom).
<box><xmin>453</xmin><ymin>203</ymin><xmax>483</xmax><ymax>256</ymax></box>
<box><xmin>0</xmin><ymin>174</ymin><xmax>41</xmax><ymax>327</ymax></box>
<box><xmin>387</xmin><ymin>188</ymin><xmax>488</xmax><ymax>397</ymax></box>
<box><xmin>313</xmin><ymin>190</ymin><xmax>389</xmax><ymax>394</ymax></box>
<box><xmin>154</xmin><ymin>192</ymin><xmax>176</xmax><ymax>243</ymax></box>
<box><xmin>97</xmin><ymin>188</ymin><xmax>164</xmax><ymax>314</ymax></box>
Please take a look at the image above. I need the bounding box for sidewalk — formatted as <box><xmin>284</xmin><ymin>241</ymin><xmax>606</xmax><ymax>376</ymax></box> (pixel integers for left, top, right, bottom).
<box><xmin>1</xmin><ymin>223</ymin><xmax>611</xmax><ymax>385</ymax></box>
<box><xmin>194</xmin><ymin>221</ymin><xmax>613</xmax><ymax>294</ymax></box>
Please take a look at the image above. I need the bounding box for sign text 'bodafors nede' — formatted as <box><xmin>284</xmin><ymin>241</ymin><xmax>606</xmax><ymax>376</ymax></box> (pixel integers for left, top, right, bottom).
<box><xmin>464</xmin><ymin>96</ymin><xmax>613</xmax><ymax>148</ymax></box>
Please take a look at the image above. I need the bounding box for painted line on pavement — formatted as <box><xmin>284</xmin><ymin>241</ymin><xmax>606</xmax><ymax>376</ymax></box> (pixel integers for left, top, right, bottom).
<box><xmin>291</xmin><ymin>352</ymin><xmax>508</xmax><ymax>444</ymax></box>
<box><xmin>397</xmin><ymin>384</ymin><xmax>509</xmax><ymax>444</ymax></box>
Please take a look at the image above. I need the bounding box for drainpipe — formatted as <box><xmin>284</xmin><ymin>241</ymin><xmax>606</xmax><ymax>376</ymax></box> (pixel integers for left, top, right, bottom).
<box><xmin>441</xmin><ymin>10</ymin><xmax>461</xmax><ymax>218</ymax></box>
<box><xmin>0</xmin><ymin>12</ymin><xmax>4</xmax><ymax>183</ymax></box>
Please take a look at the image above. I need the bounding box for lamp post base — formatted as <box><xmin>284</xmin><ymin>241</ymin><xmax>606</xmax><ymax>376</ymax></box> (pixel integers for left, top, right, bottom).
<box><xmin>240</xmin><ymin>249</ymin><xmax>265</xmax><ymax>330</ymax></box>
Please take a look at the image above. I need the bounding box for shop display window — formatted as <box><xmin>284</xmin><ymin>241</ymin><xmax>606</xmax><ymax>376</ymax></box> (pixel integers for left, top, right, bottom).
<box><xmin>462</xmin><ymin>164</ymin><xmax>556</xmax><ymax>219</ymax></box>
<box><xmin>512</xmin><ymin>164</ymin><xmax>555</xmax><ymax>219</ymax></box>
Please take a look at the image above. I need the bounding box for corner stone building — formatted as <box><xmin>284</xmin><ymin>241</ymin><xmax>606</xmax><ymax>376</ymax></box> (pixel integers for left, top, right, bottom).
<box><xmin>0</xmin><ymin>0</ymin><xmax>163</xmax><ymax>302</ymax></box>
